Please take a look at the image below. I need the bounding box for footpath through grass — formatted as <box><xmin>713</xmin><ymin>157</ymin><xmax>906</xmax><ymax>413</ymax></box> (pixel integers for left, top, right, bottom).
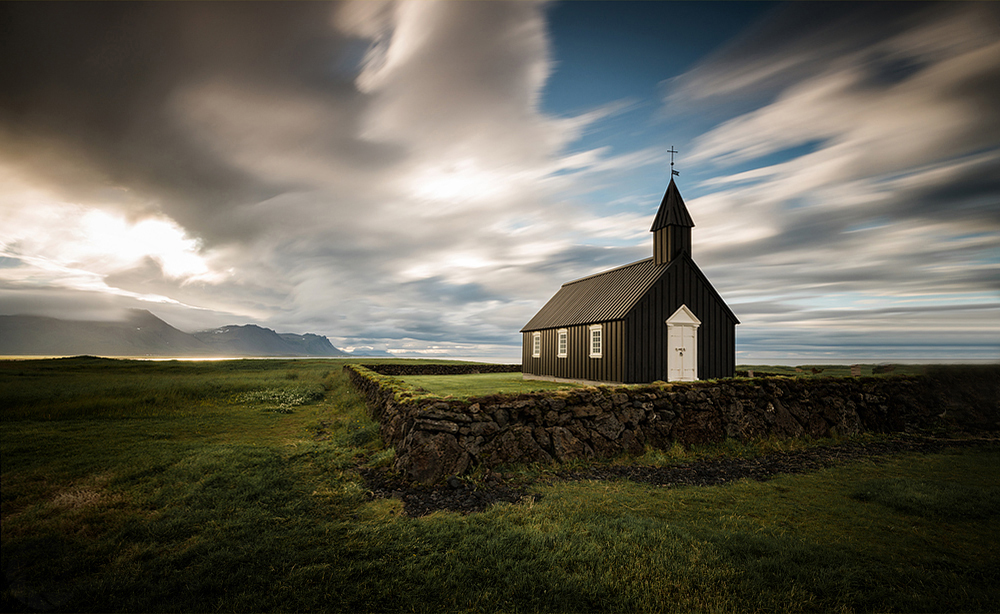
<box><xmin>2</xmin><ymin>357</ymin><xmax>999</xmax><ymax>612</ymax></box>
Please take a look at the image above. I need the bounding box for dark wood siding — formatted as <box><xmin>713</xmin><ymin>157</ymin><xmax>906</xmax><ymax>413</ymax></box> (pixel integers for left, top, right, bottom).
<box><xmin>623</xmin><ymin>257</ymin><xmax>736</xmax><ymax>382</ymax></box>
<box><xmin>653</xmin><ymin>230</ymin><xmax>668</xmax><ymax>266</ymax></box>
<box><xmin>522</xmin><ymin>320</ymin><xmax>624</xmax><ymax>383</ymax></box>
<box><xmin>652</xmin><ymin>227</ymin><xmax>691</xmax><ymax>266</ymax></box>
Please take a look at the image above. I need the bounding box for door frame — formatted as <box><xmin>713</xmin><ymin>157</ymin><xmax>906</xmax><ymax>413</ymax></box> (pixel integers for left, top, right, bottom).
<box><xmin>666</xmin><ymin>304</ymin><xmax>701</xmax><ymax>381</ymax></box>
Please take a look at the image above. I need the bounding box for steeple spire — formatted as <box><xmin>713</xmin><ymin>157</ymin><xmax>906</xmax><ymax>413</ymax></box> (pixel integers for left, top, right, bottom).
<box><xmin>651</xmin><ymin>149</ymin><xmax>694</xmax><ymax>265</ymax></box>
<box><xmin>650</xmin><ymin>178</ymin><xmax>694</xmax><ymax>231</ymax></box>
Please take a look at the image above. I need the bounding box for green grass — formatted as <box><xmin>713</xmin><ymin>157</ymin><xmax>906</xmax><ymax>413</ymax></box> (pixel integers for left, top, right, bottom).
<box><xmin>395</xmin><ymin>364</ymin><xmax>937</xmax><ymax>402</ymax></box>
<box><xmin>397</xmin><ymin>372</ymin><xmax>582</xmax><ymax>398</ymax></box>
<box><xmin>2</xmin><ymin>357</ymin><xmax>999</xmax><ymax>612</ymax></box>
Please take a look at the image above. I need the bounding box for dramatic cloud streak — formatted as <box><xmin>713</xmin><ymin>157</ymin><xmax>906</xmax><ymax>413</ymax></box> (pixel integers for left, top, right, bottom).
<box><xmin>667</xmin><ymin>2</ymin><xmax>1000</xmax><ymax>361</ymax></box>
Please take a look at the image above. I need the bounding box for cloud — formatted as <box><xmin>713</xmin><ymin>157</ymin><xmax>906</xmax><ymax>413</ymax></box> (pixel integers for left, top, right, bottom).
<box><xmin>664</xmin><ymin>2</ymin><xmax>1000</xmax><ymax>361</ymax></box>
<box><xmin>0</xmin><ymin>0</ymin><xmax>639</xmax><ymax>360</ymax></box>
<box><xmin>0</xmin><ymin>3</ymin><xmax>352</xmax><ymax>235</ymax></box>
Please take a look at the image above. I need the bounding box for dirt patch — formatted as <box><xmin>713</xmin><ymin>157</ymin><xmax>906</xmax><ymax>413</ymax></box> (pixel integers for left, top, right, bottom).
<box><xmin>359</xmin><ymin>436</ymin><xmax>997</xmax><ymax>517</ymax></box>
<box><xmin>51</xmin><ymin>488</ymin><xmax>107</xmax><ymax>509</ymax></box>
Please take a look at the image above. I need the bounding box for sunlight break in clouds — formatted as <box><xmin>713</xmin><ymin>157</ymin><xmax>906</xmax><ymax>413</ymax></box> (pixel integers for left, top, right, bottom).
<box><xmin>0</xmin><ymin>169</ymin><xmax>226</xmax><ymax>289</ymax></box>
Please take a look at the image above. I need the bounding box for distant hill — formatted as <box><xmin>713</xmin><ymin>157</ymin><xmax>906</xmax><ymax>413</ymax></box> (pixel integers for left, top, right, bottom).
<box><xmin>193</xmin><ymin>325</ymin><xmax>347</xmax><ymax>357</ymax></box>
<box><xmin>348</xmin><ymin>348</ymin><xmax>395</xmax><ymax>357</ymax></box>
<box><xmin>0</xmin><ymin>310</ymin><xmax>347</xmax><ymax>357</ymax></box>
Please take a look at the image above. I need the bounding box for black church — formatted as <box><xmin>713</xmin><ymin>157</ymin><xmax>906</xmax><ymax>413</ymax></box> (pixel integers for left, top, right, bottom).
<box><xmin>521</xmin><ymin>175</ymin><xmax>738</xmax><ymax>384</ymax></box>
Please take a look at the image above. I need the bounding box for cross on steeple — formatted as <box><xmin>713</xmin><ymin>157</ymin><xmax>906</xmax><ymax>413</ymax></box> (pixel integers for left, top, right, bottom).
<box><xmin>667</xmin><ymin>146</ymin><xmax>680</xmax><ymax>176</ymax></box>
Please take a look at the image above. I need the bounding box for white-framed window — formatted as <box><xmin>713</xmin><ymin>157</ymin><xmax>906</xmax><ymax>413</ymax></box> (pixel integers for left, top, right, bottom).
<box><xmin>589</xmin><ymin>324</ymin><xmax>603</xmax><ymax>358</ymax></box>
<box><xmin>557</xmin><ymin>329</ymin><xmax>568</xmax><ymax>358</ymax></box>
<box><xmin>532</xmin><ymin>332</ymin><xmax>541</xmax><ymax>358</ymax></box>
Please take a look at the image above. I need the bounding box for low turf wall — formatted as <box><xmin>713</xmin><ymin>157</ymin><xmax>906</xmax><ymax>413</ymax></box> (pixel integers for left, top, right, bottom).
<box><xmin>345</xmin><ymin>364</ymin><xmax>999</xmax><ymax>484</ymax></box>
<box><xmin>361</xmin><ymin>363</ymin><xmax>521</xmax><ymax>376</ymax></box>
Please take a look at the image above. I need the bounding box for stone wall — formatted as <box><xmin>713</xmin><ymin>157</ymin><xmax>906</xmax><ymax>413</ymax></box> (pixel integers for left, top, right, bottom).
<box><xmin>345</xmin><ymin>364</ymin><xmax>999</xmax><ymax>484</ymax></box>
<box><xmin>361</xmin><ymin>363</ymin><xmax>521</xmax><ymax>376</ymax></box>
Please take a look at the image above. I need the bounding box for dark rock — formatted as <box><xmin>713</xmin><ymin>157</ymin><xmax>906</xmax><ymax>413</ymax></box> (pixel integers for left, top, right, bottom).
<box><xmin>588</xmin><ymin>433</ymin><xmax>618</xmax><ymax>457</ymax></box>
<box><xmin>807</xmin><ymin>413</ymin><xmax>829</xmax><ymax>438</ymax></box>
<box><xmin>620</xmin><ymin>429</ymin><xmax>644</xmax><ymax>455</ymax></box>
<box><xmin>770</xmin><ymin>400</ymin><xmax>804</xmax><ymax>437</ymax></box>
<box><xmin>422</xmin><ymin>409</ymin><xmax>473</xmax><ymax>423</ymax></box>
<box><xmin>398</xmin><ymin>431</ymin><xmax>470</xmax><ymax>484</ymax></box>
<box><xmin>414</xmin><ymin>419</ymin><xmax>460</xmax><ymax>434</ymax></box>
<box><xmin>533</xmin><ymin>426</ymin><xmax>552</xmax><ymax>451</ymax></box>
<box><xmin>549</xmin><ymin>426</ymin><xmax>592</xmax><ymax>462</ymax></box>
<box><xmin>480</xmin><ymin>425</ymin><xmax>554</xmax><ymax>466</ymax></box>
<box><xmin>566</xmin><ymin>422</ymin><xmax>592</xmax><ymax>444</ymax></box>
<box><xmin>546</xmin><ymin>398</ymin><xmax>567</xmax><ymax>411</ymax></box>
<box><xmin>459</xmin><ymin>435</ymin><xmax>486</xmax><ymax>457</ymax></box>
<box><xmin>462</xmin><ymin>420</ymin><xmax>499</xmax><ymax>438</ymax></box>
<box><xmin>620</xmin><ymin>406</ymin><xmax>645</xmax><ymax>427</ymax></box>
<box><xmin>571</xmin><ymin>404</ymin><xmax>601</xmax><ymax>418</ymax></box>
<box><xmin>594</xmin><ymin>414</ymin><xmax>624</xmax><ymax>441</ymax></box>
<box><xmin>656</xmin><ymin>410</ymin><xmax>676</xmax><ymax>422</ymax></box>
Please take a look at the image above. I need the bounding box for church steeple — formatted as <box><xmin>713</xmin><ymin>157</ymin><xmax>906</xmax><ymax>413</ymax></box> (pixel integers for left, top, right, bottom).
<box><xmin>651</xmin><ymin>177</ymin><xmax>694</xmax><ymax>266</ymax></box>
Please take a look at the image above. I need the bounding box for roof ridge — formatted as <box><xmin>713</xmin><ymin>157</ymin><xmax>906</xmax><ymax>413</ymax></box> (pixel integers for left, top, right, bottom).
<box><xmin>563</xmin><ymin>257</ymin><xmax>654</xmax><ymax>287</ymax></box>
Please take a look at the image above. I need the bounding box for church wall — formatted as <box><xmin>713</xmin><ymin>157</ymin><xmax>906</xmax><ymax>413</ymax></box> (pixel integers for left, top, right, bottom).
<box><xmin>522</xmin><ymin>321</ymin><xmax>625</xmax><ymax>383</ymax></box>
<box><xmin>624</xmin><ymin>259</ymin><xmax>736</xmax><ymax>382</ymax></box>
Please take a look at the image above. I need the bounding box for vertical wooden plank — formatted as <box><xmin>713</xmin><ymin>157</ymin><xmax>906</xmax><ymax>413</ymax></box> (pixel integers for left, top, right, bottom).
<box><xmin>623</xmin><ymin>315</ymin><xmax>632</xmax><ymax>383</ymax></box>
<box><xmin>522</xmin><ymin>332</ymin><xmax>528</xmax><ymax>374</ymax></box>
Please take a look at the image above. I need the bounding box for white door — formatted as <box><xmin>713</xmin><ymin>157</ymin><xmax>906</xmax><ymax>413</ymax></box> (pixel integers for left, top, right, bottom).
<box><xmin>666</xmin><ymin>305</ymin><xmax>700</xmax><ymax>382</ymax></box>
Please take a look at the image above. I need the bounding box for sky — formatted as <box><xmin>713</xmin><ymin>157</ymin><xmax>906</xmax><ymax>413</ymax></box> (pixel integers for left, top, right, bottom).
<box><xmin>1</xmin><ymin>1</ymin><xmax>998</xmax><ymax>364</ymax></box>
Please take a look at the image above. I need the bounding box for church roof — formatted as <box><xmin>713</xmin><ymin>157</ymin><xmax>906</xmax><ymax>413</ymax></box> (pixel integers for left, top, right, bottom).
<box><xmin>650</xmin><ymin>178</ymin><xmax>694</xmax><ymax>231</ymax></box>
<box><xmin>521</xmin><ymin>257</ymin><xmax>668</xmax><ymax>332</ymax></box>
<box><xmin>520</xmin><ymin>251</ymin><xmax>739</xmax><ymax>332</ymax></box>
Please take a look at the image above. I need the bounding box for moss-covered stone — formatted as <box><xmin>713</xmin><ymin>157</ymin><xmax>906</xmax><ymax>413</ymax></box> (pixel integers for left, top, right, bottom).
<box><xmin>345</xmin><ymin>364</ymin><xmax>1000</xmax><ymax>484</ymax></box>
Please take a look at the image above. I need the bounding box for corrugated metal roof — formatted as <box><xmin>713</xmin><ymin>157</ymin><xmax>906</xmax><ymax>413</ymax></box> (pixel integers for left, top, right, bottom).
<box><xmin>521</xmin><ymin>252</ymin><xmax>740</xmax><ymax>331</ymax></box>
<box><xmin>650</xmin><ymin>179</ymin><xmax>694</xmax><ymax>230</ymax></box>
<box><xmin>521</xmin><ymin>258</ymin><xmax>669</xmax><ymax>331</ymax></box>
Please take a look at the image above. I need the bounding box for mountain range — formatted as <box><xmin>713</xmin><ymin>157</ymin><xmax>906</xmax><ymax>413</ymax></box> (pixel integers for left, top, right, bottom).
<box><xmin>0</xmin><ymin>310</ymin><xmax>353</xmax><ymax>357</ymax></box>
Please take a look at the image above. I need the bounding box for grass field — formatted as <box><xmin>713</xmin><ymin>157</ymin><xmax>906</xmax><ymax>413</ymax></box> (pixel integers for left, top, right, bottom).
<box><xmin>397</xmin><ymin>372</ymin><xmax>582</xmax><ymax>398</ymax></box>
<box><xmin>2</xmin><ymin>357</ymin><xmax>999</xmax><ymax>612</ymax></box>
<box><xmin>394</xmin><ymin>362</ymin><xmax>932</xmax><ymax>399</ymax></box>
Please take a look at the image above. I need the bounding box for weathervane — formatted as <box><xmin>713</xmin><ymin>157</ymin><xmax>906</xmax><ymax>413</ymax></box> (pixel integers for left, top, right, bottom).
<box><xmin>668</xmin><ymin>146</ymin><xmax>680</xmax><ymax>177</ymax></box>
